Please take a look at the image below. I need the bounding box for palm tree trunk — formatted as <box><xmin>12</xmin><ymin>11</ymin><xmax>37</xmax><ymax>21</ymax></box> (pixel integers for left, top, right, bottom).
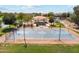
<box><xmin>23</xmin><ymin>24</ymin><xmax>27</xmax><ymax>48</ymax></box>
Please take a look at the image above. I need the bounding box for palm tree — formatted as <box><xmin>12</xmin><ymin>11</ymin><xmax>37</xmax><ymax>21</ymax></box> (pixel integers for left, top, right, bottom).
<box><xmin>49</xmin><ymin>16</ymin><xmax>54</xmax><ymax>28</ymax></box>
<box><xmin>23</xmin><ymin>24</ymin><xmax>27</xmax><ymax>48</ymax></box>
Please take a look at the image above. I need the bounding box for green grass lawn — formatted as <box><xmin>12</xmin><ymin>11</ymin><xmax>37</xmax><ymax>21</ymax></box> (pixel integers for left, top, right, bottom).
<box><xmin>0</xmin><ymin>25</ymin><xmax>17</xmax><ymax>36</ymax></box>
<box><xmin>49</xmin><ymin>21</ymin><xmax>64</xmax><ymax>28</ymax></box>
<box><xmin>0</xmin><ymin>28</ymin><xmax>4</xmax><ymax>36</ymax></box>
<box><xmin>0</xmin><ymin>44</ymin><xmax>79</xmax><ymax>53</ymax></box>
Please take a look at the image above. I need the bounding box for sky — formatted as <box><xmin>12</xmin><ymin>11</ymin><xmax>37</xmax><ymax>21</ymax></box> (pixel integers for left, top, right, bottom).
<box><xmin>0</xmin><ymin>5</ymin><xmax>74</xmax><ymax>13</ymax></box>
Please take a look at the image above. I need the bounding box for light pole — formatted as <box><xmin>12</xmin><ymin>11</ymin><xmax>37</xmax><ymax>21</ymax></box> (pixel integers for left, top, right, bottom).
<box><xmin>55</xmin><ymin>17</ymin><xmax>61</xmax><ymax>41</ymax></box>
<box><xmin>13</xmin><ymin>29</ymin><xmax>15</xmax><ymax>41</ymax></box>
<box><xmin>4</xmin><ymin>33</ymin><xmax>7</xmax><ymax>43</ymax></box>
<box><xmin>23</xmin><ymin>23</ymin><xmax>27</xmax><ymax>48</ymax></box>
<box><xmin>4</xmin><ymin>33</ymin><xmax>8</xmax><ymax>47</ymax></box>
<box><xmin>59</xmin><ymin>21</ymin><xmax>61</xmax><ymax>41</ymax></box>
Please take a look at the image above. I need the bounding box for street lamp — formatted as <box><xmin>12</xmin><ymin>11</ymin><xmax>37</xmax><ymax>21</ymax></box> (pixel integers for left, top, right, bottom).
<box><xmin>4</xmin><ymin>33</ymin><xmax>8</xmax><ymax>47</ymax></box>
<box><xmin>4</xmin><ymin>33</ymin><xmax>7</xmax><ymax>43</ymax></box>
<box><xmin>23</xmin><ymin>22</ymin><xmax>27</xmax><ymax>48</ymax></box>
<box><xmin>59</xmin><ymin>21</ymin><xmax>61</xmax><ymax>41</ymax></box>
<box><xmin>55</xmin><ymin>17</ymin><xmax>61</xmax><ymax>41</ymax></box>
<box><xmin>12</xmin><ymin>29</ymin><xmax>16</xmax><ymax>41</ymax></box>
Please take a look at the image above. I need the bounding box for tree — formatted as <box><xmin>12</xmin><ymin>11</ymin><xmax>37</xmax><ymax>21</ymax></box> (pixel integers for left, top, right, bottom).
<box><xmin>0</xmin><ymin>11</ymin><xmax>2</xmax><ymax>27</ymax></box>
<box><xmin>49</xmin><ymin>16</ymin><xmax>54</xmax><ymax>26</ymax></box>
<box><xmin>72</xmin><ymin>5</ymin><xmax>79</xmax><ymax>26</ymax></box>
<box><xmin>60</xmin><ymin>13</ymin><xmax>70</xmax><ymax>20</ymax></box>
<box><xmin>43</xmin><ymin>14</ymin><xmax>48</xmax><ymax>17</ymax></box>
<box><xmin>61</xmin><ymin>13</ymin><xmax>67</xmax><ymax>19</ymax></box>
<box><xmin>71</xmin><ymin>14</ymin><xmax>79</xmax><ymax>25</ymax></box>
<box><xmin>17</xmin><ymin>13</ymin><xmax>25</xmax><ymax>22</ymax></box>
<box><xmin>17</xmin><ymin>13</ymin><xmax>25</xmax><ymax>20</ymax></box>
<box><xmin>0</xmin><ymin>11</ymin><xmax>2</xmax><ymax>17</ymax></box>
<box><xmin>67</xmin><ymin>13</ymin><xmax>70</xmax><ymax>17</ymax></box>
<box><xmin>47</xmin><ymin>12</ymin><xmax>54</xmax><ymax>17</ymax></box>
<box><xmin>17</xmin><ymin>13</ymin><xmax>33</xmax><ymax>23</ymax></box>
<box><xmin>3</xmin><ymin>13</ymin><xmax>16</xmax><ymax>25</ymax></box>
<box><xmin>0</xmin><ymin>20</ymin><xmax>2</xmax><ymax>27</ymax></box>
<box><xmin>23</xmin><ymin>14</ymin><xmax>33</xmax><ymax>22</ymax></box>
<box><xmin>16</xmin><ymin>13</ymin><xmax>26</xmax><ymax>27</ymax></box>
<box><xmin>32</xmin><ymin>13</ymin><xmax>41</xmax><ymax>16</ymax></box>
<box><xmin>73</xmin><ymin>5</ymin><xmax>79</xmax><ymax>16</ymax></box>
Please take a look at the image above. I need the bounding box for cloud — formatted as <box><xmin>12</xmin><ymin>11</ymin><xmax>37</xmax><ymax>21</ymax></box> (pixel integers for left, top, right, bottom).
<box><xmin>26</xmin><ymin>5</ymin><xmax>33</xmax><ymax>8</ymax></box>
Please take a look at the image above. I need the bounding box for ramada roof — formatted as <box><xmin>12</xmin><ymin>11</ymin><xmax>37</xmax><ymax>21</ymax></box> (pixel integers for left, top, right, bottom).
<box><xmin>33</xmin><ymin>16</ymin><xmax>47</xmax><ymax>20</ymax></box>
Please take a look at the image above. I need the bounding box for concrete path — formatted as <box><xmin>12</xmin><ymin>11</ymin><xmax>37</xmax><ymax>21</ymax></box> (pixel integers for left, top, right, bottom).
<box><xmin>60</xmin><ymin>20</ymin><xmax>79</xmax><ymax>37</ymax></box>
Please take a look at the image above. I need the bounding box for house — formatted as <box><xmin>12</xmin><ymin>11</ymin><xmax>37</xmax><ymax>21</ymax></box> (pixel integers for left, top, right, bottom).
<box><xmin>32</xmin><ymin>16</ymin><xmax>49</xmax><ymax>26</ymax></box>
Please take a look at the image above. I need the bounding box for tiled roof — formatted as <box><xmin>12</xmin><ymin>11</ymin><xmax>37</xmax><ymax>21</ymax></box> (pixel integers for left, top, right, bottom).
<box><xmin>33</xmin><ymin>16</ymin><xmax>46</xmax><ymax>20</ymax></box>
